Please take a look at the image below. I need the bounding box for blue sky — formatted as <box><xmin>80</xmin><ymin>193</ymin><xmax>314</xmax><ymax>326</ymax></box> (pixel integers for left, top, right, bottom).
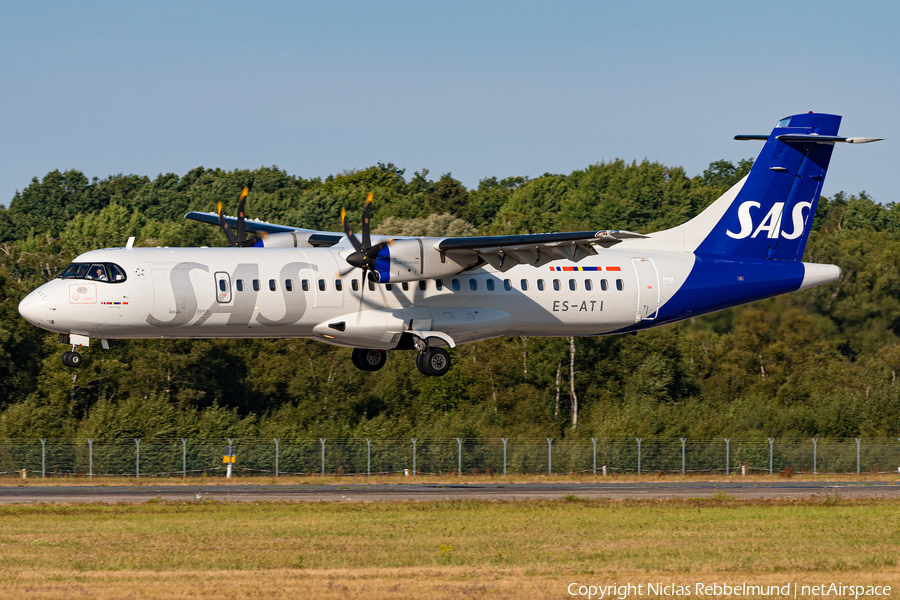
<box><xmin>1</xmin><ymin>1</ymin><xmax>897</xmax><ymax>210</ymax></box>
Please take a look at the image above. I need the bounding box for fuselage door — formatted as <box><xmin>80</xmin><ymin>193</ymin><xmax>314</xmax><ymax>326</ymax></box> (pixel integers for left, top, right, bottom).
<box><xmin>632</xmin><ymin>258</ymin><xmax>660</xmax><ymax>322</ymax></box>
<box><xmin>215</xmin><ymin>272</ymin><xmax>232</xmax><ymax>303</ymax></box>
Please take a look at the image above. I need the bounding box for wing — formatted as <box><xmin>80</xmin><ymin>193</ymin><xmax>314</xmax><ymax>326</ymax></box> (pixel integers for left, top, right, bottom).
<box><xmin>185</xmin><ymin>211</ymin><xmax>343</xmax><ymax>247</ymax></box>
<box><xmin>435</xmin><ymin>230</ymin><xmax>647</xmax><ymax>270</ymax></box>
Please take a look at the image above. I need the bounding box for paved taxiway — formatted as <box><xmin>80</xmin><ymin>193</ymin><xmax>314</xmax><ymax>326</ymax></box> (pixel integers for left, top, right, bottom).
<box><xmin>0</xmin><ymin>481</ymin><xmax>898</xmax><ymax>503</ymax></box>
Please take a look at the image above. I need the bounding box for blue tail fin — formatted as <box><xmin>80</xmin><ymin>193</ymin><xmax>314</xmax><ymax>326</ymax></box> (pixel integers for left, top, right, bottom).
<box><xmin>694</xmin><ymin>112</ymin><xmax>841</xmax><ymax>261</ymax></box>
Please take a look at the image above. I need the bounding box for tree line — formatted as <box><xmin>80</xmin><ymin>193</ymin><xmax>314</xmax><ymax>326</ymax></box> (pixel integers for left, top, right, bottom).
<box><xmin>1</xmin><ymin>158</ymin><xmax>898</xmax><ymax>441</ymax></box>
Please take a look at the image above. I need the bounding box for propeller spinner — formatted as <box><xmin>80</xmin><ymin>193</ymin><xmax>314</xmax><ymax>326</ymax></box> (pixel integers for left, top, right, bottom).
<box><xmin>341</xmin><ymin>192</ymin><xmax>392</xmax><ymax>281</ymax></box>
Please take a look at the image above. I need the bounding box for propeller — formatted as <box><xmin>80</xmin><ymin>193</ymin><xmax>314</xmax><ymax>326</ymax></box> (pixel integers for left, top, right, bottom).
<box><xmin>340</xmin><ymin>192</ymin><xmax>392</xmax><ymax>282</ymax></box>
<box><xmin>217</xmin><ymin>186</ymin><xmax>258</xmax><ymax>247</ymax></box>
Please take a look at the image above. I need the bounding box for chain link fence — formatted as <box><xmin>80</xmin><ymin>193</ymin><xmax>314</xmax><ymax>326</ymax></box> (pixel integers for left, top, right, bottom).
<box><xmin>1</xmin><ymin>438</ymin><xmax>899</xmax><ymax>478</ymax></box>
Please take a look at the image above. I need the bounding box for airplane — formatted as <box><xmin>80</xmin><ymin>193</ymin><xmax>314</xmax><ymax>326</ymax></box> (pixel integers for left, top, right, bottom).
<box><xmin>17</xmin><ymin>112</ymin><xmax>882</xmax><ymax>376</ymax></box>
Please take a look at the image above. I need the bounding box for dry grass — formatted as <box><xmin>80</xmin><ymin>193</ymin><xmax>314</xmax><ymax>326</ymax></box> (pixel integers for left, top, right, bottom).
<box><xmin>0</xmin><ymin>498</ymin><xmax>899</xmax><ymax>598</ymax></box>
<box><xmin>3</xmin><ymin>471</ymin><xmax>900</xmax><ymax>487</ymax></box>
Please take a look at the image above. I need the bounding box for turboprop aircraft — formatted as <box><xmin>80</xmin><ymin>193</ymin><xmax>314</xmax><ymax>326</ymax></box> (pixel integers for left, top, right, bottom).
<box><xmin>18</xmin><ymin>112</ymin><xmax>882</xmax><ymax>376</ymax></box>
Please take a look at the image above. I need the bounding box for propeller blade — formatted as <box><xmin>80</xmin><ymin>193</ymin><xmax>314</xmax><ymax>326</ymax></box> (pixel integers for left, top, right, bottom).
<box><xmin>362</xmin><ymin>192</ymin><xmax>373</xmax><ymax>249</ymax></box>
<box><xmin>217</xmin><ymin>201</ymin><xmax>238</xmax><ymax>245</ymax></box>
<box><xmin>237</xmin><ymin>186</ymin><xmax>249</xmax><ymax>245</ymax></box>
<box><xmin>341</xmin><ymin>207</ymin><xmax>363</xmax><ymax>252</ymax></box>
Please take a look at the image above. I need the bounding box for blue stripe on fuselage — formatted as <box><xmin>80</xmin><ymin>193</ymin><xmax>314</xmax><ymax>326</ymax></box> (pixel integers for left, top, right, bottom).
<box><xmin>612</xmin><ymin>253</ymin><xmax>805</xmax><ymax>333</ymax></box>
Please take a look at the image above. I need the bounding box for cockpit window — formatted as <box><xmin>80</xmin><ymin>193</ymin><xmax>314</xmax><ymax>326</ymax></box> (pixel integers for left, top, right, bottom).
<box><xmin>58</xmin><ymin>262</ymin><xmax>127</xmax><ymax>283</ymax></box>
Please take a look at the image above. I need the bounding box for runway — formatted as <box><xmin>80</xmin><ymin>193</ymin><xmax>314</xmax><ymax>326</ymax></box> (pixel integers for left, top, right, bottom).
<box><xmin>0</xmin><ymin>481</ymin><xmax>898</xmax><ymax>503</ymax></box>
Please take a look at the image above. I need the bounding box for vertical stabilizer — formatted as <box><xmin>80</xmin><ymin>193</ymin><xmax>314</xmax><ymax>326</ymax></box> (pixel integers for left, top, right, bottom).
<box><xmin>693</xmin><ymin>112</ymin><xmax>841</xmax><ymax>261</ymax></box>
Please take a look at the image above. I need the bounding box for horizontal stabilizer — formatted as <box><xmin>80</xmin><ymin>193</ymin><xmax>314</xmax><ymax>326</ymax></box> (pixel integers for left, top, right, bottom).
<box><xmin>185</xmin><ymin>211</ymin><xmax>343</xmax><ymax>246</ymax></box>
<box><xmin>737</xmin><ymin>134</ymin><xmax>883</xmax><ymax>145</ymax></box>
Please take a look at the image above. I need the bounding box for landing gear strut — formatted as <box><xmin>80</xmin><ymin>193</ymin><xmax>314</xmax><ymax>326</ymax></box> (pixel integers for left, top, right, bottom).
<box><xmin>416</xmin><ymin>347</ymin><xmax>451</xmax><ymax>377</ymax></box>
<box><xmin>352</xmin><ymin>348</ymin><xmax>387</xmax><ymax>372</ymax></box>
<box><xmin>61</xmin><ymin>350</ymin><xmax>82</xmax><ymax>368</ymax></box>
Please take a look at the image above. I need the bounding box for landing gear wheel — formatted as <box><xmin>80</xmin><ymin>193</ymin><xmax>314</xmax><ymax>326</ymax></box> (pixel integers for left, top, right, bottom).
<box><xmin>352</xmin><ymin>348</ymin><xmax>386</xmax><ymax>372</ymax></box>
<box><xmin>419</xmin><ymin>347</ymin><xmax>451</xmax><ymax>377</ymax></box>
<box><xmin>62</xmin><ymin>351</ymin><xmax>82</xmax><ymax>368</ymax></box>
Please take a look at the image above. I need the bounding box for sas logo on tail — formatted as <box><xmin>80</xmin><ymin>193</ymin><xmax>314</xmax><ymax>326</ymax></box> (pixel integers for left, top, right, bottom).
<box><xmin>726</xmin><ymin>201</ymin><xmax>812</xmax><ymax>240</ymax></box>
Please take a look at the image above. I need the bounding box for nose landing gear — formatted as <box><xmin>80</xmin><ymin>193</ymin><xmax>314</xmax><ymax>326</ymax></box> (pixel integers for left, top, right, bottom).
<box><xmin>61</xmin><ymin>350</ymin><xmax>82</xmax><ymax>368</ymax></box>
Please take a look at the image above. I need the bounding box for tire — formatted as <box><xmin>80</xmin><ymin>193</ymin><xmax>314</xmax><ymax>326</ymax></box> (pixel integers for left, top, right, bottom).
<box><xmin>423</xmin><ymin>347</ymin><xmax>451</xmax><ymax>377</ymax></box>
<box><xmin>360</xmin><ymin>349</ymin><xmax>386</xmax><ymax>372</ymax></box>
<box><xmin>353</xmin><ymin>348</ymin><xmax>386</xmax><ymax>372</ymax></box>
<box><xmin>61</xmin><ymin>351</ymin><xmax>72</xmax><ymax>367</ymax></box>
<box><xmin>351</xmin><ymin>348</ymin><xmax>364</xmax><ymax>371</ymax></box>
<box><xmin>69</xmin><ymin>351</ymin><xmax>82</xmax><ymax>368</ymax></box>
<box><xmin>415</xmin><ymin>351</ymin><xmax>430</xmax><ymax>376</ymax></box>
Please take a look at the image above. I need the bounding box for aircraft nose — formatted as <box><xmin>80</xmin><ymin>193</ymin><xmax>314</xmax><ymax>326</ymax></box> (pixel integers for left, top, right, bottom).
<box><xmin>18</xmin><ymin>290</ymin><xmax>48</xmax><ymax>326</ymax></box>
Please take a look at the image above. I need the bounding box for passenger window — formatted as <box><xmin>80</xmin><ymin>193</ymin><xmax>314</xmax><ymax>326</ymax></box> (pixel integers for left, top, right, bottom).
<box><xmin>107</xmin><ymin>264</ymin><xmax>126</xmax><ymax>282</ymax></box>
<box><xmin>386</xmin><ymin>283</ymin><xmax>393</xmax><ymax>291</ymax></box>
<box><xmin>236</xmin><ymin>279</ymin><xmax>244</xmax><ymax>292</ymax></box>
<box><xmin>318</xmin><ymin>279</ymin><xmax>326</xmax><ymax>292</ymax></box>
<box><xmin>219</xmin><ymin>280</ymin><xmax>227</xmax><ymax>292</ymax></box>
<box><xmin>537</xmin><ymin>279</ymin><xmax>544</xmax><ymax>291</ymax></box>
<box><xmin>402</xmin><ymin>282</ymin><xmax>409</xmax><ymax>291</ymax></box>
<box><xmin>352</xmin><ymin>279</ymin><xmax>359</xmax><ymax>292</ymax></box>
<box><xmin>285</xmin><ymin>279</ymin><xmax>293</xmax><ymax>292</ymax></box>
<box><xmin>584</xmin><ymin>279</ymin><xmax>592</xmax><ymax>291</ymax></box>
<box><xmin>469</xmin><ymin>279</ymin><xmax>477</xmax><ymax>291</ymax></box>
<box><xmin>419</xmin><ymin>280</ymin><xmax>427</xmax><ymax>291</ymax></box>
<box><xmin>252</xmin><ymin>279</ymin><xmax>260</xmax><ymax>292</ymax></box>
<box><xmin>302</xmin><ymin>279</ymin><xmax>309</xmax><ymax>292</ymax></box>
<box><xmin>616</xmin><ymin>279</ymin><xmax>624</xmax><ymax>291</ymax></box>
<box><xmin>269</xmin><ymin>279</ymin><xmax>277</xmax><ymax>291</ymax></box>
<box><xmin>368</xmin><ymin>280</ymin><xmax>375</xmax><ymax>291</ymax></box>
<box><xmin>520</xmin><ymin>279</ymin><xmax>528</xmax><ymax>291</ymax></box>
<box><xmin>435</xmin><ymin>279</ymin><xmax>443</xmax><ymax>291</ymax></box>
<box><xmin>569</xmin><ymin>279</ymin><xmax>576</xmax><ymax>291</ymax></box>
<box><xmin>504</xmin><ymin>279</ymin><xmax>511</xmax><ymax>291</ymax></box>
<box><xmin>486</xmin><ymin>279</ymin><xmax>495</xmax><ymax>291</ymax></box>
<box><xmin>452</xmin><ymin>279</ymin><xmax>460</xmax><ymax>291</ymax></box>
<box><xmin>553</xmin><ymin>279</ymin><xmax>560</xmax><ymax>291</ymax></box>
<box><xmin>335</xmin><ymin>280</ymin><xmax>343</xmax><ymax>292</ymax></box>
<box><xmin>600</xmin><ymin>279</ymin><xmax>608</xmax><ymax>291</ymax></box>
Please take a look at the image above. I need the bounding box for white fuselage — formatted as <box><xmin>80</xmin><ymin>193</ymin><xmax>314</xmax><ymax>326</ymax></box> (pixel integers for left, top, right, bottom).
<box><xmin>20</xmin><ymin>243</ymin><xmax>696</xmax><ymax>349</ymax></box>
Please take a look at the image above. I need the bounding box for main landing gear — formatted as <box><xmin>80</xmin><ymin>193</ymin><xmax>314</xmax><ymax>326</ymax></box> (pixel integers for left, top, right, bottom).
<box><xmin>352</xmin><ymin>348</ymin><xmax>387</xmax><ymax>372</ymax></box>
<box><xmin>349</xmin><ymin>346</ymin><xmax>452</xmax><ymax>377</ymax></box>
<box><xmin>61</xmin><ymin>350</ymin><xmax>82</xmax><ymax>368</ymax></box>
<box><xmin>416</xmin><ymin>347</ymin><xmax>451</xmax><ymax>377</ymax></box>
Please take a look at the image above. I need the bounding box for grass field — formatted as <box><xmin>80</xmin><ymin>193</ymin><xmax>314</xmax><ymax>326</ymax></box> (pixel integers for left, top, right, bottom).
<box><xmin>1</xmin><ymin>497</ymin><xmax>899</xmax><ymax>599</ymax></box>
<box><xmin>3</xmin><ymin>471</ymin><xmax>900</xmax><ymax>486</ymax></box>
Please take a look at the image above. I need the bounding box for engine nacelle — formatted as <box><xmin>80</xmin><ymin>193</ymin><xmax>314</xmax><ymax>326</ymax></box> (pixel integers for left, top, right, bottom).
<box><xmin>370</xmin><ymin>239</ymin><xmax>475</xmax><ymax>283</ymax></box>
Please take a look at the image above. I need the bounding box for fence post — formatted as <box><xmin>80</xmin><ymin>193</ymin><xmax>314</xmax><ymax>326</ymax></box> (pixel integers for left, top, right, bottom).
<box><xmin>88</xmin><ymin>439</ymin><xmax>93</xmax><ymax>479</ymax></box>
<box><xmin>812</xmin><ymin>438</ymin><xmax>818</xmax><ymax>475</ymax></box>
<box><xmin>181</xmin><ymin>439</ymin><xmax>187</xmax><ymax>479</ymax></box>
<box><xmin>856</xmin><ymin>438</ymin><xmax>861</xmax><ymax>474</ymax></box>
<box><xmin>768</xmin><ymin>438</ymin><xmax>774</xmax><ymax>474</ymax></box>
<box><xmin>591</xmin><ymin>438</ymin><xmax>597</xmax><ymax>475</ymax></box>
<box><xmin>547</xmin><ymin>438</ymin><xmax>553</xmax><ymax>475</ymax></box>
<box><xmin>366</xmin><ymin>438</ymin><xmax>371</xmax><ymax>477</ymax></box>
<box><xmin>680</xmin><ymin>438</ymin><xmax>686</xmax><ymax>475</ymax></box>
<box><xmin>725</xmin><ymin>438</ymin><xmax>730</xmax><ymax>475</ymax></box>
<box><xmin>411</xmin><ymin>439</ymin><xmax>417</xmax><ymax>476</ymax></box>
<box><xmin>274</xmin><ymin>439</ymin><xmax>280</xmax><ymax>478</ymax></box>
<box><xmin>320</xmin><ymin>438</ymin><xmax>326</xmax><ymax>476</ymax></box>
<box><xmin>502</xmin><ymin>438</ymin><xmax>508</xmax><ymax>475</ymax></box>
<box><xmin>135</xmin><ymin>439</ymin><xmax>140</xmax><ymax>479</ymax></box>
<box><xmin>40</xmin><ymin>439</ymin><xmax>46</xmax><ymax>479</ymax></box>
<box><xmin>636</xmin><ymin>438</ymin><xmax>643</xmax><ymax>475</ymax></box>
<box><xmin>456</xmin><ymin>438</ymin><xmax>463</xmax><ymax>476</ymax></box>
